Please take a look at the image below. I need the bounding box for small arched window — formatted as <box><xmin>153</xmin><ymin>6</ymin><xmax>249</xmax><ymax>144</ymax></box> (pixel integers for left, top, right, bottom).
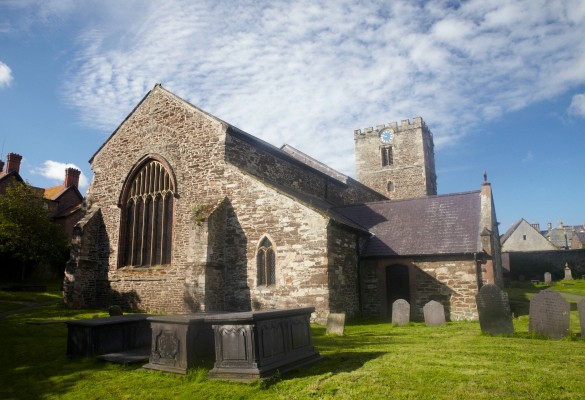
<box><xmin>257</xmin><ymin>237</ymin><xmax>276</xmax><ymax>286</ymax></box>
<box><xmin>387</xmin><ymin>181</ymin><xmax>394</xmax><ymax>192</ymax></box>
<box><xmin>120</xmin><ymin>159</ymin><xmax>175</xmax><ymax>267</ymax></box>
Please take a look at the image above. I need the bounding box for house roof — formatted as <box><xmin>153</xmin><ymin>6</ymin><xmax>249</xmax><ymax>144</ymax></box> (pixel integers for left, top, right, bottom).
<box><xmin>500</xmin><ymin>218</ymin><xmax>557</xmax><ymax>251</ymax></box>
<box><xmin>574</xmin><ymin>231</ymin><xmax>585</xmax><ymax>244</ymax></box>
<box><xmin>333</xmin><ymin>191</ymin><xmax>482</xmax><ymax>257</ymax></box>
<box><xmin>500</xmin><ymin>218</ymin><xmax>524</xmax><ymax>245</ymax></box>
<box><xmin>52</xmin><ymin>203</ymin><xmax>83</xmax><ymax>219</ymax></box>
<box><xmin>44</xmin><ymin>184</ymin><xmax>66</xmax><ymax>200</ymax></box>
<box><xmin>0</xmin><ymin>170</ymin><xmax>24</xmax><ymax>185</ymax></box>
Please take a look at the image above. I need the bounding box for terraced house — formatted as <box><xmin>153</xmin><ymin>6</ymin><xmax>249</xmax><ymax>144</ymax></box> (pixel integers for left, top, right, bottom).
<box><xmin>64</xmin><ymin>84</ymin><xmax>502</xmax><ymax>322</ymax></box>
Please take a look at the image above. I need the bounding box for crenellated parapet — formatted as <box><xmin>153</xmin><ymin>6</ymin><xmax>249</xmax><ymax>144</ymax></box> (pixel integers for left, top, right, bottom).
<box><xmin>353</xmin><ymin>117</ymin><xmax>428</xmax><ymax>138</ymax></box>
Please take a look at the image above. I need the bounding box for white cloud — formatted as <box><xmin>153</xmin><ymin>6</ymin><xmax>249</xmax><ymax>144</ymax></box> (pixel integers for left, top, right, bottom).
<box><xmin>0</xmin><ymin>61</ymin><xmax>13</xmax><ymax>88</ymax></box>
<box><xmin>34</xmin><ymin>0</ymin><xmax>585</xmax><ymax>175</ymax></box>
<box><xmin>522</xmin><ymin>151</ymin><xmax>534</xmax><ymax>163</ymax></box>
<box><xmin>31</xmin><ymin>160</ymin><xmax>89</xmax><ymax>189</ymax></box>
<box><xmin>568</xmin><ymin>93</ymin><xmax>585</xmax><ymax>118</ymax></box>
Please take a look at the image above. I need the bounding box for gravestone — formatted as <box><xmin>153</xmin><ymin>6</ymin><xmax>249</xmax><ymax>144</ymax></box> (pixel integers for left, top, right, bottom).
<box><xmin>326</xmin><ymin>313</ymin><xmax>346</xmax><ymax>335</ymax></box>
<box><xmin>476</xmin><ymin>284</ymin><xmax>514</xmax><ymax>335</ymax></box>
<box><xmin>423</xmin><ymin>300</ymin><xmax>445</xmax><ymax>326</ymax></box>
<box><xmin>529</xmin><ymin>290</ymin><xmax>570</xmax><ymax>339</ymax></box>
<box><xmin>578</xmin><ymin>299</ymin><xmax>585</xmax><ymax>337</ymax></box>
<box><xmin>391</xmin><ymin>299</ymin><xmax>410</xmax><ymax>326</ymax></box>
<box><xmin>564</xmin><ymin>263</ymin><xmax>573</xmax><ymax>280</ymax></box>
<box><xmin>544</xmin><ymin>272</ymin><xmax>552</xmax><ymax>285</ymax></box>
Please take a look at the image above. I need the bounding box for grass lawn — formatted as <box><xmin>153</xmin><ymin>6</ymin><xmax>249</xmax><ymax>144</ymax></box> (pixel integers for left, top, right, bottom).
<box><xmin>1</xmin><ymin>281</ymin><xmax>585</xmax><ymax>399</ymax></box>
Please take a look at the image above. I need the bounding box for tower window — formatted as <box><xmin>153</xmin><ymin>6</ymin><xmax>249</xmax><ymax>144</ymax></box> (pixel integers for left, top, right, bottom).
<box><xmin>120</xmin><ymin>159</ymin><xmax>174</xmax><ymax>267</ymax></box>
<box><xmin>381</xmin><ymin>146</ymin><xmax>393</xmax><ymax>166</ymax></box>
<box><xmin>257</xmin><ymin>237</ymin><xmax>276</xmax><ymax>286</ymax></box>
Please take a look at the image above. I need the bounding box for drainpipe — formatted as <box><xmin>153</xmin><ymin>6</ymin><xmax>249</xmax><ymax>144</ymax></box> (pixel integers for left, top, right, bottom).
<box><xmin>474</xmin><ymin>252</ymin><xmax>488</xmax><ymax>289</ymax></box>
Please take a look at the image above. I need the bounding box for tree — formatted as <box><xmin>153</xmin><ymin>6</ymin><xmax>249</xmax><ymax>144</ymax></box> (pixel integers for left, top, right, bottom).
<box><xmin>0</xmin><ymin>182</ymin><xmax>70</xmax><ymax>280</ymax></box>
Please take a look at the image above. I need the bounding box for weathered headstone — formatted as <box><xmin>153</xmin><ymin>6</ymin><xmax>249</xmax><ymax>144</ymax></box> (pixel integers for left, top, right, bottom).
<box><xmin>529</xmin><ymin>290</ymin><xmax>570</xmax><ymax>339</ymax></box>
<box><xmin>544</xmin><ymin>272</ymin><xmax>552</xmax><ymax>285</ymax></box>
<box><xmin>578</xmin><ymin>299</ymin><xmax>585</xmax><ymax>337</ymax></box>
<box><xmin>423</xmin><ymin>300</ymin><xmax>445</xmax><ymax>326</ymax></box>
<box><xmin>564</xmin><ymin>263</ymin><xmax>573</xmax><ymax>280</ymax></box>
<box><xmin>391</xmin><ymin>299</ymin><xmax>410</xmax><ymax>326</ymax></box>
<box><xmin>476</xmin><ymin>284</ymin><xmax>514</xmax><ymax>335</ymax></box>
<box><xmin>326</xmin><ymin>313</ymin><xmax>346</xmax><ymax>335</ymax></box>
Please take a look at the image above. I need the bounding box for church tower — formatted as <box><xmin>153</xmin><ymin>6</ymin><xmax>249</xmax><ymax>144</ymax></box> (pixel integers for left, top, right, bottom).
<box><xmin>354</xmin><ymin>117</ymin><xmax>437</xmax><ymax>200</ymax></box>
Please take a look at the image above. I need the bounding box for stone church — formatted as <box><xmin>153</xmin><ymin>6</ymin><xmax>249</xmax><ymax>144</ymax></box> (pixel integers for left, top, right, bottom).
<box><xmin>64</xmin><ymin>84</ymin><xmax>502</xmax><ymax>322</ymax></box>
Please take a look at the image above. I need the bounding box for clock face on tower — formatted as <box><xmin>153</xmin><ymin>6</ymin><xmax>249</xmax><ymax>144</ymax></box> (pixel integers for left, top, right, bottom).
<box><xmin>380</xmin><ymin>129</ymin><xmax>393</xmax><ymax>143</ymax></box>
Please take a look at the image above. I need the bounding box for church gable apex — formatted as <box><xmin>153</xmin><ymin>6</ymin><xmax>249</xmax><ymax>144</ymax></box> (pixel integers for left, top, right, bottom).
<box><xmin>89</xmin><ymin>84</ymin><xmax>228</xmax><ymax>164</ymax></box>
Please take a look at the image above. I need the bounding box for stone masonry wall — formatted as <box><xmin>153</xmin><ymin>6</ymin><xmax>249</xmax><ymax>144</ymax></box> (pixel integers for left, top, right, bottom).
<box><xmin>226</xmin><ymin>133</ymin><xmax>385</xmax><ymax>206</ymax></box>
<box><xmin>508</xmin><ymin>249</ymin><xmax>585</xmax><ymax>281</ymax></box>
<box><xmin>414</xmin><ymin>258</ymin><xmax>478</xmax><ymax>321</ymax></box>
<box><xmin>66</xmin><ymin>86</ymin><xmax>346</xmax><ymax>321</ymax></box>
<box><xmin>83</xmin><ymin>87</ymin><xmax>228</xmax><ymax>313</ymax></box>
<box><xmin>354</xmin><ymin>118</ymin><xmax>437</xmax><ymax>199</ymax></box>
<box><xmin>360</xmin><ymin>256</ymin><xmax>479</xmax><ymax>321</ymax></box>
<box><xmin>223</xmin><ymin>166</ymin><xmax>332</xmax><ymax>322</ymax></box>
<box><xmin>326</xmin><ymin>221</ymin><xmax>361</xmax><ymax>317</ymax></box>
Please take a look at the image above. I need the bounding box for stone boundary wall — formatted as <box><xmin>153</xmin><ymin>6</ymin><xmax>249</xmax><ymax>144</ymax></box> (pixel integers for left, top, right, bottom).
<box><xmin>508</xmin><ymin>250</ymin><xmax>585</xmax><ymax>281</ymax></box>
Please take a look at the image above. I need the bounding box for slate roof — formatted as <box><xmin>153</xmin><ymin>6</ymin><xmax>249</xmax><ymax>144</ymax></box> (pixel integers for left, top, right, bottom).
<box><xmin>333</xmin><ymin>191</ymin><xmax>482</xmax><ymax>257</ymax></box>
<box><xmin>574</xmin><ymin>231</ymin><xmax>585</xmax><ymax>244</ymax></box>
<box><xmin>280</xmin><ymin>144</ymin><xmax>348</xmax><ymax>184</ymax></box>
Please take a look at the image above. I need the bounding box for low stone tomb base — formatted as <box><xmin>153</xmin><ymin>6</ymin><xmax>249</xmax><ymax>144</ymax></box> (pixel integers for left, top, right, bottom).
<box><xmin>142</xmin><ymin>313</ymin><xmax>220</xmax><ymax>374</ymax></box>
<box><xmin>206</xmin><ymin>307</ymin><xmax>322</xmax><ymax>381</ymax></box>
<box><xmin>66</xmin><ymin>314</ymin><xmax>151</xmax><ymax>357</ymax></box>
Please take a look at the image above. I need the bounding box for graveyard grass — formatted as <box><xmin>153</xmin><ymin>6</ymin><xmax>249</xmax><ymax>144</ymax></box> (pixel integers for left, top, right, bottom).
<box><xmin>1</xmin><ymin>282</ymin><xmax>585</xmax><ymax>399</ymax></box>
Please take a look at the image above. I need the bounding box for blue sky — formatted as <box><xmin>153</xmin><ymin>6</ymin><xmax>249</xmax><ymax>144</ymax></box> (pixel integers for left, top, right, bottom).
<box><xmin>0</xmin><ymin>0</ymin><xmax>584</xmax><ymax>232</ymax></box>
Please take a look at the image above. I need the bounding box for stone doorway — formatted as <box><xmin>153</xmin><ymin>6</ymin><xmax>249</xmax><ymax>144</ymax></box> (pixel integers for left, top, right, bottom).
<box><xmin>385</xmin><ymin>264</ymin><xmax>410</xmax><ymax>319</ymax></box>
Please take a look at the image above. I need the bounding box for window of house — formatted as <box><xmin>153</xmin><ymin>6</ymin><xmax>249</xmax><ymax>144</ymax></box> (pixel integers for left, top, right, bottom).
<box><xmin>120</xmin><ymin>159</ymin><xmax>174</xmax><ymax>267</ymax></box>
<box><xmin>387</xmin><ymin>181</ymin><xmax>394</xmax><ymax>192</ymax></box>
<box><xmin>257</xmin><ymin>237</ymin><xmax>276</xmax><ymax>286</ymax></box>
<box><xmin>523</xmin><ymin>235</ymin><xmax>527</xmax><ymax>240</ymax></box>
<box><xmin>381</xmin><ymin>146</ymin><xmax>393</xmax><ymax>167</ymax></box>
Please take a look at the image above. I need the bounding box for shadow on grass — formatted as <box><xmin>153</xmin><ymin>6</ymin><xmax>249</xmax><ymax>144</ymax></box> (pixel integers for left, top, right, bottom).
<box><xmin>506</xmin><ymin>282</ymin><xmax>543</xmax><ymax>317</ymax></box>
<box><xmin>0</xmin><ymin>303</ymin><xmax>132</xmax><ymax>400</ymax></box>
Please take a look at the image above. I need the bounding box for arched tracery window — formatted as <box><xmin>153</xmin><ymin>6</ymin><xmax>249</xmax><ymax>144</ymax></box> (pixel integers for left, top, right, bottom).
<box><xmin>120</xmin><ymin>159</ymin><xmax>175</xmax><ymax>267</ymax></box>
<box><xmin>257</xmin><ymin>237</ymin><xmax>276</xmax><ymax>286</ymax></box>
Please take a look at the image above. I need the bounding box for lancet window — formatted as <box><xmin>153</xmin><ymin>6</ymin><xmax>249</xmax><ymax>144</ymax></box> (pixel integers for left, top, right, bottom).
<box><xmin>120</xmin><ymin>159</ymin><xmax>174</xmax><ymax>267</ymax></box>
<box><xmin>381</xmin><ymin>146</ymin><xmax>393</xmax><ymax>167</ymax></box>
<box><xmin>257</xmin><ymin>237</ymin><xmax>276</xmax><ymax>286</ymax></box>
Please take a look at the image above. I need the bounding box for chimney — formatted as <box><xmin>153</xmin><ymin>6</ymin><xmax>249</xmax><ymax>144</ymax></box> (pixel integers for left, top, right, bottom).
<box><xmin>547</xmin><ymin>222</ymin><xmax>552</xmax><ymax>231</ymax></box>
<box><xmin>64</xmin><ymin>168</ymin><xmax>81</xmax><ymax>188</ymax></box>
<box><xmin>0</xmin><ymin>159</ymin><xmax>4</xmax><ymax>173</ymax></box>
<box><xmin>6</xmin><ymin>153</ymin><xmax>22</xmax><ymax>174</ymax></box>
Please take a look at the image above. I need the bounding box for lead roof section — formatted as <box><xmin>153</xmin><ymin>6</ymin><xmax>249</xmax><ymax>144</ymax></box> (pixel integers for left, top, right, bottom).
<box><xmin>334</xmin><ymin>191</ymin><xmax>483</xmax><ymax>257</ymax></box>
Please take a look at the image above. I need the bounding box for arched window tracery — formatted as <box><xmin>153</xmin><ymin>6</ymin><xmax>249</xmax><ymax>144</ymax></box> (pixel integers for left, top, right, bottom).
<box><xmin>120</xmin><ymin>159</ymin><xmax>174</xmax><ymax>267</ymax></box>
<box><xmin>257</xmin><ymin>237</ymin><xmax>276</xmax><ymax>286</ymax></box>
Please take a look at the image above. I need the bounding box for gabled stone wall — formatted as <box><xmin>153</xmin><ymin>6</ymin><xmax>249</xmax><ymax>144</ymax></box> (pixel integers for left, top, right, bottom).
<box><xmin>64</xmin><ymin>86</ymin><xmax>360</xmax><ymax>321</ymax></box>
<box><xmin>359</xmin><ymin>256</ymin><xmax>479</xmax><ymax>321</ymax></box>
